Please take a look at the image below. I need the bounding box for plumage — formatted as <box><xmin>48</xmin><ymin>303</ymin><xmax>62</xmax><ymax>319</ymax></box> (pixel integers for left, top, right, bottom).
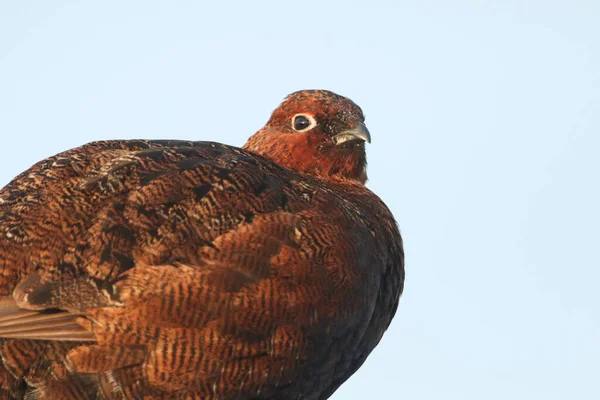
<box><xmin>0</xmin><ymin>90</ymin><xmax>404</xmax><ymax>399</ymax></box>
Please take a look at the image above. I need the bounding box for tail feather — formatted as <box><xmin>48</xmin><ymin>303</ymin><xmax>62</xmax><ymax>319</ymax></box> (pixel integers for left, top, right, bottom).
<box><xmin>0</xmin><ymin>297</ymin><xmax>95</xmax><ymax>342</ymax></box>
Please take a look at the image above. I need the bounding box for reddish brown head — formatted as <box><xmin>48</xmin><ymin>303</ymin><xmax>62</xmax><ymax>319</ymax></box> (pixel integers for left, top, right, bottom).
<box><xmin>244</xmin><ymin>90</ymin><xmax>371</xmax><ymax>184</ymax></box>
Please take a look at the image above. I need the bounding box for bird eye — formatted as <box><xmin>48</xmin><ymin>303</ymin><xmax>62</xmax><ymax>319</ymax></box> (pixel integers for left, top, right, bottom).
<box><xmin>292</xmin><ymin>114</ymin><xmax>316</xmax><ymax>132</ymax></box>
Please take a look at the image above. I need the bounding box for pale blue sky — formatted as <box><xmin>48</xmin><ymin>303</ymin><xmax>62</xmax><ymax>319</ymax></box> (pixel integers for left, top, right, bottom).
<box><xmin>1</xmin><ymin>2</ymin><xmax>599</xmax><ymax>399</ymax></box>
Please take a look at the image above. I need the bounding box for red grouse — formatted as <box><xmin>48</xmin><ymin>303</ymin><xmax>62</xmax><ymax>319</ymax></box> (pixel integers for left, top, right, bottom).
<box><xmin>0</xmin><ymin>90</ymin><xmax>404</xmax><ymax>399</ymax></box>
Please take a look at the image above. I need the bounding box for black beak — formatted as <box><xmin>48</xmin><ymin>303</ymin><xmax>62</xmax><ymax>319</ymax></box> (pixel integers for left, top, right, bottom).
<box><xmin>332</xmin><ymin>122</ymin><xmax>372</xmax><ymax>145</ymax></box>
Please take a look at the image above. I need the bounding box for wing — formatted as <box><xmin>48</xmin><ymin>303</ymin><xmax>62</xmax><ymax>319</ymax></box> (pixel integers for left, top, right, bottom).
<box><xmin>0</xmin><ymin>140</ymin><xmax>400</xmax><ymax>399</ymax></box>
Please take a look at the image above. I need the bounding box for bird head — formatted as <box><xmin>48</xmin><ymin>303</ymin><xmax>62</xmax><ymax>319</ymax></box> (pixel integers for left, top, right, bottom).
<box><xmin>244</xmin><ymin>90</ymin><xmax>371</xmax><ymax>184</ymax></box>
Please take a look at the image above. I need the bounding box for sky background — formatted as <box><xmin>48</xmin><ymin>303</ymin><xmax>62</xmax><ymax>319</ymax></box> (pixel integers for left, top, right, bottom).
<box><xmin>1</xmin><ymin>1</ymin><xmax>599</xmax><ymax>399</ymax></box>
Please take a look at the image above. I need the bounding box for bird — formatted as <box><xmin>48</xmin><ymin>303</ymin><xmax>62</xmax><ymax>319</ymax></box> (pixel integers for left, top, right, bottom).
<box><xmin>0</xmin><ymin>90</ymin><xmax>404</xmax><ymax>399</ymax></box>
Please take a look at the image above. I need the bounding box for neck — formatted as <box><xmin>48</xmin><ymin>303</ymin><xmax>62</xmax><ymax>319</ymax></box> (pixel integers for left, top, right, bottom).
<box><xmin>243</xmin><ymin>128</ymin><xmax>368</xmax><ymax>184</ymax></box>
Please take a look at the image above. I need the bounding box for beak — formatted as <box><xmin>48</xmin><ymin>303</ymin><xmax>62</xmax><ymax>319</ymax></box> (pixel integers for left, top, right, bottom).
<box><xmin>332</xmin><ymin>121</ymin><xmax>372</xmax><ymax>146</ymax></box>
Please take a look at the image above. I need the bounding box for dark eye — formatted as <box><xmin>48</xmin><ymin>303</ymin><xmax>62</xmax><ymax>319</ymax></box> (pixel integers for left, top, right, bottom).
<box><xmin>292</xmin><ymin>114</ymin><xmax>316</xmax><ymax>132</ymax></box>
<box><xmin>294</xmin><ymin>116</ymin><xmax>310</xmax><ymax>130</ymax></box>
